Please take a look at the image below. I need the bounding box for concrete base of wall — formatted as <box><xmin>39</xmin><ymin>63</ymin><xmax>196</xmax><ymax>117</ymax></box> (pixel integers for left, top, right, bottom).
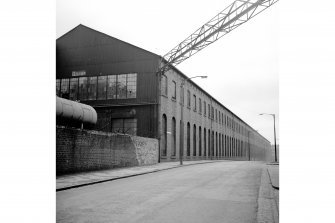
<box><xmin>56</xmin><ymin>126</ymin><xmax>158</xmax><ymax>175</ymax></box>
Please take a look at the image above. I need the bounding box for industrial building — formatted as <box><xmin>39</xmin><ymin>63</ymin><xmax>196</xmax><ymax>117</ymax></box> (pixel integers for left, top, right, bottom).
<box><xmin>56</xmin><ymin>24</ymin><xmax>270</xmax><ymax>162</ymax></box>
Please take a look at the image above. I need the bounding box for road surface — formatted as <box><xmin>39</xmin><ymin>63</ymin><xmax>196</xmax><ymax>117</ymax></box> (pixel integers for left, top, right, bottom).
<box><xmin>57</xmin><ymin>161</ymin><xmax>264</xmax><ymax>223</ymax></box>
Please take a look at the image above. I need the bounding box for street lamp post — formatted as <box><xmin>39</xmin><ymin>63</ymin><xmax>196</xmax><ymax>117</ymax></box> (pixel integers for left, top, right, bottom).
<box><xmin>259</xmin><ymin>113</ymin><xmax>277</xmax><ymax>163</ymax></box>
<box><xmin>180</xmin><ymin>76</ymin><xmax>207</xmax><ymax>165</ymax></box>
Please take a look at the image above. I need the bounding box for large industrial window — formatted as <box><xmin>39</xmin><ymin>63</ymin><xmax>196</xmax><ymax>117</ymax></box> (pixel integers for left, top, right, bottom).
<box><xmin>88</xmin><ymin>76</ymin><xmax>97</xmax><ymax>100</ymax></box>
<box><xmin>60</xmin><ymin>79</ymin><xmax>70</xmax><ymax>99</ymax></box>
<box><xmin>107</xmin><ymin>75</ymin><xmax>117</xmax><ymax>99</ymax></box>
<box><xmin>199</xmin><ymin>98</ymin><xmax>202</xmax><ymax>114</ymax></box>
<box><xmin>117</xmin><ymin>74</ymin><xmax>127</xmax><ymax>99</ymax></box>
<box><xmin>187</xmin><ymin>122</ymin><xmax>190</xmax><ymax>156</ymax></box>
<box><xmin>127</xmin><ymin>73</ymin><xmax>137</xmax><ymax>98</ymax></box>
<box><xmin>193</xmin><ymin>124</ymin><xmax>196</xmax><ymax>156</ymax></box>
<box><xmin>97</xmin><ymin>76</ymin><xmax>107</xmax><ymax>100</ymax></box>
<box><xmin>172</xmin><ymin>81</ymin><xmax>176</xmax><ymax>99</ymax></box>
<box><xmin>111</xmin><ymin>118</ymin><xmax>137</xmax><ymax>135</ymax></box>
<box><xmin>161</xmin><ymin>75</ymin><xmax>167</xmax><ymax>96</ymax></box>
<box><xmin>187</xmin><ymin>90</ymin><xmax>191</xmax><ymax>108</ymax></box>
<box><xmin>78</xmin><ymin>77</ymin><xmax>88</xmax><ymax>100</ymax></box>
<box><xmin>193</xmin><ymin>95</ymin><xmax>196</xmax><ymax>111</ymax></box>
<box><xmin>171</xmin><ymin>117</ymin><xmax>176</xmax><ymax>156</ymax></box>
<box><xmin>56</xmin><ymin>79</ymin><xmax>60</xmax><ymax>96</ymax></box>
<box><xmin>69</xmin><ymin>78</ymin><xmax>78</xmax><ymax>100</ymax></box>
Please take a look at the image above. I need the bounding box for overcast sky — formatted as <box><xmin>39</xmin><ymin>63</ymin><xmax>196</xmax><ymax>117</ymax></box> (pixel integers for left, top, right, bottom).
<box><xmin>57</xmin><ymin>0</ymin><xmax>279</xmax><ymax>144</ymax></box>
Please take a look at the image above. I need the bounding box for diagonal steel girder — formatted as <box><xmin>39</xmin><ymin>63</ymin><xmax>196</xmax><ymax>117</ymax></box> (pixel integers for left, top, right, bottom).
<box><xmin>160</xmin><ymin>0</ymin><xmax>278</xmax><ymax>73</ymax></box>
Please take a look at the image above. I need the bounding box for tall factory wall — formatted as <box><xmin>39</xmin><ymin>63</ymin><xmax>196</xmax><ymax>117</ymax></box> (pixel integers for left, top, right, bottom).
<box><xmin>158</xmin><ymin>66</ymin><xmax>270</xmax><ymax>162</ymax></box>
<box><xmin>56</xmin><ymin>24</ymin><xmax>272</xmax><ymax>164</ymax></box>
<box><xmin>56</xmin><ymin>24</ymin><xmax>160</xmax><ymax>138</ymax></box>
<box><xmin>56</xmin><ymin>126</ymin><xmax>158</xmax><ymax>175</ymax></box>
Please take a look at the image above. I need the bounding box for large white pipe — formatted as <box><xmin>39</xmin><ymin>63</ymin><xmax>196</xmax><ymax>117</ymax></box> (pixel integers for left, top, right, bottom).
<box><xmin>56</xmin><ymin>96</ymin><xmax>97</xmax><ymax>125</ymax></box>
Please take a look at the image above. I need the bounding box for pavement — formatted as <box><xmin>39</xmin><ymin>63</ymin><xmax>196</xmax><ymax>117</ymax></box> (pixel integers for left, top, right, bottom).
<box><xmin>267</xmin><ymin>163</ymin><xmax>279</xmax><ymax>189</ymax></box>
<box><xmin>57</xmin><ymin>160</ymin><xmax>279</xmax><ymax>223</ymax></box>
<box><xmin>57</xmin><ymin>161</ymin><xmax>265</xmax><ymax>223</ymax></box>
<box><xmin>56</xmin><ymin>160</ymin><xmax>228</xmax><ymax>191</ymax></box>
<box><xmin>57</xmin><ymin>160</ymin><xmax>279</xmax><ymax>192</ymax></box>
<box><xmin>256</xmin><ymin>162</ymin><xmax>279</xmax><ymax>223</ymax></box>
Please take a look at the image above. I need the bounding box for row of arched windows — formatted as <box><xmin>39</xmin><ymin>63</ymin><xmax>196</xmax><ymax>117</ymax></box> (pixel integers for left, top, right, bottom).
<box><xmin>162</xmin><ymin>114</ymin><xmax>248</xmax><ymax>159</ymax></box>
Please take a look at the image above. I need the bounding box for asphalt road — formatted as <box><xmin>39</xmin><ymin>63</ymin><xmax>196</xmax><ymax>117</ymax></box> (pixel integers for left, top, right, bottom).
<box><xmin>57</xmin><ymin>161</ymin><xmax>264</xmax><ymax>223</ymax></box>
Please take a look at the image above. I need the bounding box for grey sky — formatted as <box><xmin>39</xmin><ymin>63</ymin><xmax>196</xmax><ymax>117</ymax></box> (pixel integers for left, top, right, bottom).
<box><xmin>57</xmin><ymin>0</ymin><xmax>279</xmax><ymax>144</ymax></box>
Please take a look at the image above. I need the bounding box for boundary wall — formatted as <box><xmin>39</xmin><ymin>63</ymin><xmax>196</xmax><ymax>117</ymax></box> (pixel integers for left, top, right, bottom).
<box><xmin>56</xmin><ymin>126</ymin><xmax>158</xmax><ymax>175</ymax></box>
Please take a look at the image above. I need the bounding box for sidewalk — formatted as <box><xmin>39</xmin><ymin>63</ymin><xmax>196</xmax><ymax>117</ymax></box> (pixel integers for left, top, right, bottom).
<box><xmin>256</xmin><ymin>163</ymin><xmax>279</xmax><ymax>223</ymax></box>
<box><xmin>56</xmin><ymin>160</ymin><xmax>228</xmax><ymax>191</ymax></box>
<box><xmin>267</xmin><ymin>163</ymin><xmax>279</xmax><ymax>189</ymax></box>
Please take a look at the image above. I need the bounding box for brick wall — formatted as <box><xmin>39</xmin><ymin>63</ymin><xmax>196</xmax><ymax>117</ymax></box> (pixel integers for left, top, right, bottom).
<box><xmin>56</xmin><ymin>126</ymin><xmax>158</xmax><ymax>175</ymax></box>
<box><xmin>158</xmin><ymin>68</ymin><xmax>271</xmax><ymax>162</ymax></box>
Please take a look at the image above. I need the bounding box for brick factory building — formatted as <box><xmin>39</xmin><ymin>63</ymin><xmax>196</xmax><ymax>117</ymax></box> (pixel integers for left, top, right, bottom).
<box><xmin>56</xmin><ymin>24</ymin><xmax>270</xmax><ymax>162</ymax></box>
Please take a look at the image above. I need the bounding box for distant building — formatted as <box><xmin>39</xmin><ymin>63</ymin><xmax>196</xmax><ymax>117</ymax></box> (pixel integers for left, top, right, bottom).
<box><xmin>56</xmin><ymin>24</ymin><xmax>270</xmax><ymax>161</ymax></box>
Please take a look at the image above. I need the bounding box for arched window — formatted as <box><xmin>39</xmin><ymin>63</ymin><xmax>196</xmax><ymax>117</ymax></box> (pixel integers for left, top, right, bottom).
<box><xmin>238</xmin><ymin>140</ymin><xmax>241</xmax><ymax>157</ymax></box>
<box><xmin>211</xmin><ymin>131</ymin><xmax>215</xmax><ymax>157</ymax></box>
<box><xmin>235</xmin><ymin>139</ymin><xmax>238</xmax><ymax>156</ymax></box>
<box><xmin>180</xmin><ymin>120</ymin><xmax>184</xmax><ymax>158</ymax></box>
<box><xmin>224</xmin><ymin>135</ymin><xmax>226</xmax><ymax>157</ymax></box>
<box><xmin>208</xmin><ymin>129</ymin><xmax>211</xmax><ymax>157</ymax></box>
<box><xmin>204</xmin><ymin>128</ymin><xmax>207</xmax><ymax>157</ymax></box>
<box><xmin>235</xmin><ymin>138</ymin><xmax>237</xmax><ymax>157</ymax></box>
<box><xmin>216</xmin><ymin>132</ymin><xmax>218</xmax><ymax>157</ymax></box>
<box><xmin>187</xmin><ymin>122</ymin><xmax>190</xmax><ymax>156</ymax></box>
<box><xmin>193</xmin><ymin>124</ymin><xmax>197</xmax><ymax>156</ymax></box>
<box><xmin>233</xmin><ymin>138</ymin><xmax>235</xmax><ymax>157</ymax></box>
<box><xmin>171</xmin><ymin>117</ymin><xmax>176</xmax><ymax>156</ymax></box>
<box><xmin>219</xmin><ymin>133</ymin><xmax>221</xmax><ymax>157</ymax></box>
<box><xmin>162</xmin><ymin>114</ymin><xmax>167</xmax><ymax>156</ymax></box>
<box><xmin>229</xmin><ymin>137</ymin><xmax>232</xmax><ymax>157</ymax></box>
<box><xmin>199</xmin><ymin>127</ymin><xmax>202</xmax><ymax>157</ymax></box>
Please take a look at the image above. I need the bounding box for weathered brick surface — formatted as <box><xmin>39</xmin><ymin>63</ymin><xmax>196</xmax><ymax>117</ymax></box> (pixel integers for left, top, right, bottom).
<box><xmin>56</xmin><ymin>127</ymin><xmax>158</xmax><ymax>175</ymax></box>
<box><xmin>159</xmin><ymin>68</ymin><xmax>270</xmax><ymax>162</ymax></box>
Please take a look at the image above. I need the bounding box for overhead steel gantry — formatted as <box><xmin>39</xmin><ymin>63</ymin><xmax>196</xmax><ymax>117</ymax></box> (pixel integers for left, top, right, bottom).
<box><xmin>160</xmin><ymin>0</ymin><xmax>278</xmax><ymax>73</ymax></box>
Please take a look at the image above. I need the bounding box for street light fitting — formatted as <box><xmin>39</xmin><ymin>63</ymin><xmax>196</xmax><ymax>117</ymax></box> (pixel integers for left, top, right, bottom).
<box><xmin>181</xmin><ymin>75</ymin><xmax>208</xmax><ymax>86</ymax></box>
<box><xmin>259</xmin><ymin>112</ymin><xmax>278</xmax><ymax>163</ymax></box>
<box><xmin>259</xmin><ymin>113</ymin><xmax>274</xmax><ymax>116</ymax></box>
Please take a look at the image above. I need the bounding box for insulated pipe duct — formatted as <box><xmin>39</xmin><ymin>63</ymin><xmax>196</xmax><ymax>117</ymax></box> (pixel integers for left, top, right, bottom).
<box><xmin>56</xmin><ymin>96</ymin><xmax>97</xmax><ymax>128</ymax></box>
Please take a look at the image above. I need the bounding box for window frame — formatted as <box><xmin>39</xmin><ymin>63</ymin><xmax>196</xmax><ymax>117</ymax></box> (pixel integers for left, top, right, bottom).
<box><xmin>193</xmin><ymin>94</ymin><xmax>197</xmax><ymax>112</ymax></box>
<box><xmin>172</xmin><ymin>80</ymin><xmax>176</xmax><ymax>100</ymax></box>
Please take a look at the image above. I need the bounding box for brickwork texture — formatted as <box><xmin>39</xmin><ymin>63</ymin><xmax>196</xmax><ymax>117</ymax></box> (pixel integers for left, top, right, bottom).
<box><xmin>56</xmin><ymin>126</ymin><xmax>158</xmax><ymax>175</ymax></box>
